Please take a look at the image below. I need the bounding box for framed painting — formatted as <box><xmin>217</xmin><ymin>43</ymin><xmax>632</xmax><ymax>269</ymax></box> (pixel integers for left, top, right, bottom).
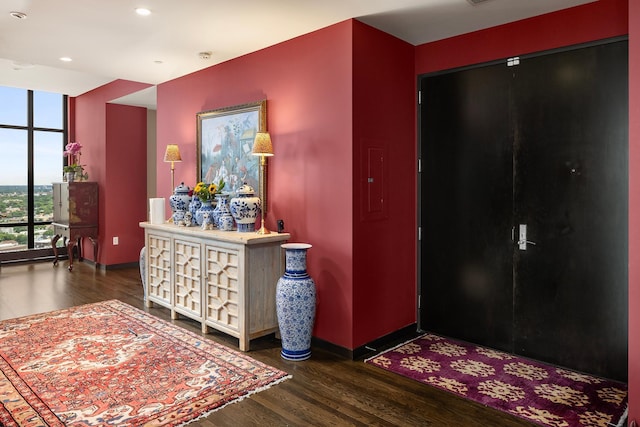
<box><xmin>197</xmin><ymin>100</ymin><xmax>266</xmax><ymax>194</ymax></box>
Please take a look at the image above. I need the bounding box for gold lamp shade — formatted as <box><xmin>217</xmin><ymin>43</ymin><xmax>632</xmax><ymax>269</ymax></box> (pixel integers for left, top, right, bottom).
<box><xmin>252</xmin><ymin>132</ymin><xmax>274</xmax><ymax>156</ymax></box>
<box><xmin>163</xmin><ymin>144</ymin><xmax>182</xmax><ymax>162</ymax></box>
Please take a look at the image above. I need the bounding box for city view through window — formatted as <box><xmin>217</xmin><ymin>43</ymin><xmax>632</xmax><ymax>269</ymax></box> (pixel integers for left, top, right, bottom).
<box><xmin>0</xmin><ymin>86</ymin><xmax>66</xmax><ymax>253</ymax></box>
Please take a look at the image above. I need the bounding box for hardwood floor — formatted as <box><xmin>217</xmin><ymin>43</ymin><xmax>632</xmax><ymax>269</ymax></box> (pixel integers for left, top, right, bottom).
<box><xmin>0</xmin><ymin>260</ymin><xmax>537</xmax><ymax>426</ymax></box>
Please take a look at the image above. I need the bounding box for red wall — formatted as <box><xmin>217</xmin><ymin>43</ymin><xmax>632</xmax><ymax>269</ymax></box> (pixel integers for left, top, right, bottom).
<box><xmin>415</xmin><ymin>0</ymin><xmax>638</xmax><ymax>421</ymax></box>
<box><xmin>157</xmin><ymin>21</ymin><xmax>357</xmax><ymax>348</ymax></box>
<box><xmin>415</xmin><ymin>0</ymin><xmax>628</xmax><ymax>74</ymax></box>
<box><xmin>104</xmin><ymin>104</ymin><xmax>148</xmax><ymax>265</ymax></box>
<box><xmin>157</xmin><ymin>19</ymin><xmax>419</xmax><ymax>350</ymax></box>
<box><xmin>352</xmin><ymin>21</ymin><xmax>416</xmax><ymax>346</ymax></box>
<box><xmin>74</xmin><ymin>80</ymin><xmax>150</xmax><ymax>265</ymax></box>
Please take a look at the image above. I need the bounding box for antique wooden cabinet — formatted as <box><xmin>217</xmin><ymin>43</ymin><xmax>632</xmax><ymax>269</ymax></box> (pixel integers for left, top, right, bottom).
<box><xmin>51</xmin><ymin>182</ymin><xmax>99</xmax><ymax>270</ymax></box>
<box><xmin>140</xmin><ymin>222</ymin><xmax>290</xmax><ymax>351</ymax></box>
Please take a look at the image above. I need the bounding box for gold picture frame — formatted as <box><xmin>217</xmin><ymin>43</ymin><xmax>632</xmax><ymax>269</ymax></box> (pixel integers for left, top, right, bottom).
<box><xmin>197</xmin><ymin>100</ymin><xmax>267</xmax><ymax>194</ymax></box>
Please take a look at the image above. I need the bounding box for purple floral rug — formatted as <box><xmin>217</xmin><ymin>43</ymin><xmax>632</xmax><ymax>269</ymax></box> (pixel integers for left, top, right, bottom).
<box><xmin>365</xmin><ymin>333</ymin><xmax>627</xmax><ymax>427</ymax></box>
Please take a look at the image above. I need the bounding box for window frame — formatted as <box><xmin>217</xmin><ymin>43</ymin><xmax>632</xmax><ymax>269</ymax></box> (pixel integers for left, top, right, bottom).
<box><xmin>0</xmin><ymin>88</ymin><xmax>68</xmax><ymax>262</ymax></box>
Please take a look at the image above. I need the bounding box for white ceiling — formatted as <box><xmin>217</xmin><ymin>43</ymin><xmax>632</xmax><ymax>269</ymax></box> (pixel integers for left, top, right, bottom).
<box><xmin>0</xmin><ymin>0</ymin><xmax>595</xmax><ymax>107</ymax></box>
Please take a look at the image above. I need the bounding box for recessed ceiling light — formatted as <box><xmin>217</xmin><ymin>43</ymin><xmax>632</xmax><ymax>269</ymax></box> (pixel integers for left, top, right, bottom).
<box><xmin>59</xmin><ymin>57</ymin><xmax>73</xmax><ymax>62</ymax></box>
<box><xmin>135</xmin><ymin>8</ymin><xmax>151</xmax><ymax>16</ymax></box>
<box><xmin>9</xmin><ymin>11</ymin><xmax>27</xmax><ymax>19</ymax></box>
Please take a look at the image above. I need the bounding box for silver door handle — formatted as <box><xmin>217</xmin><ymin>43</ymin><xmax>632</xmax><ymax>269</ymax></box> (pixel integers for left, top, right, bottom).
<box><xmin>518</xmin><ymin>224</ymin><xmax>536</xmax><ymax>250</ymax></box>
<box><xmin>518</xmin><ymin>239</ymin><xmax>537</xmax><ymax>246</ymax></box>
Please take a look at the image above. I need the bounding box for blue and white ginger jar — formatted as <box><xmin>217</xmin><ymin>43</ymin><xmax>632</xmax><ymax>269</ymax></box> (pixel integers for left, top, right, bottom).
<box><xmin>169</xmin><ymin>182</ymin><xmax>190</xmax><ymax>223</ymax></box>
<box><xmin>230</xmin><ymin>184</ymin><xmax>260</xmax><ymax>232</ymax></box>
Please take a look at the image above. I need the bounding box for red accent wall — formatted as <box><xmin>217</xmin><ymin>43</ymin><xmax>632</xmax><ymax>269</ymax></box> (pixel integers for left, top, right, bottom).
<box><xmin>352</xmin><ymin>21</ymin><xmax>416</xmax><ymax>346</ymax></box>
<box><xmin>415</xmin><ymin>0</ymin><xmax>628</xmax><ymax>74</ymax></box>
<box><xmin>157</xmin><ymin>22</ymin><xmax>357</xmax><ymax>348</ymax></box>
<box><xmin>104</xmin><ymin>104</ymin><xmax>148</xmax><ymax>265</ymax></box>
<box><xmin>74</xmin><ymin>80</ymin><xmax>151</xmax><ymax>265</ymax></box>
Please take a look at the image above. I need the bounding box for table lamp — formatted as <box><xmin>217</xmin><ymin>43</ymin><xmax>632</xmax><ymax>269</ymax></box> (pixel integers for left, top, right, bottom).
<box><xmin>252</xmin><ymin>132</ymin><xmax>274</xmax><ymax>234</ymax></box>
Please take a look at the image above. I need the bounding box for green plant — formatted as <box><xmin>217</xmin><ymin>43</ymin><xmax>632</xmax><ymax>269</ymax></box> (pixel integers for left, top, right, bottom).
<box><xmin>63</xmin><ymin>164</ymin><xmax>88</xmax><ymax>180</ymax></box>
<box><xmin>63</xmin><ymin>142</ymin><xmax>88</xmax><ymax>180</ymax></box>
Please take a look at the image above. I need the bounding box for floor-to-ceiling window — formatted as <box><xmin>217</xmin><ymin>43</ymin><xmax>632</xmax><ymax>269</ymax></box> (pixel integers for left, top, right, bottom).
<box><xmin>0</xmin><ymin>86</ymin><xmax>67</xmax><ymax>258</ymax></box>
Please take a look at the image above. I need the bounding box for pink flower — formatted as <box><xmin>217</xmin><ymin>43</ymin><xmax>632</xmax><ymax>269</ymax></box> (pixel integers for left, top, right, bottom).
<box><xmin>64</xmin><ymin>142</ymin><xmax>83</xmax><ymax>157</ymax></box>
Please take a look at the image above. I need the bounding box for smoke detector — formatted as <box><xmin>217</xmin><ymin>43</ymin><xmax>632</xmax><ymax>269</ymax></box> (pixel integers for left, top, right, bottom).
<box><xmin>9</xmin><ymin>11</ymin><xmax>27</xmax><ymax>19</ymax></box>
<box><xmin>199</xmin><ymin>51</ymin><xmax>212</xmax><ymax>60</ymax></box>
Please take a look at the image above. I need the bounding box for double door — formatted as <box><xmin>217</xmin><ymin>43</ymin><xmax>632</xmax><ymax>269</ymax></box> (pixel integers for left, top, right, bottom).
<box><xmin>419</xmin><ymin>40</ymin><xmax>628</xmax><ymax>381</ymax></box>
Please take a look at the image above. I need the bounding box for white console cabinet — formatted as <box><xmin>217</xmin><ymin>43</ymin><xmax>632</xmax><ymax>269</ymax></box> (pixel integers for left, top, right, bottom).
<box><xmin>139</xmin><ymin>222</ymin><xmax>290</xmax><ymax>351</ymax></box>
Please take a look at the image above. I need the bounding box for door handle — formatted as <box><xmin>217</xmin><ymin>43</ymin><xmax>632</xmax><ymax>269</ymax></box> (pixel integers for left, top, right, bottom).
<box><xmin>518</xmin><ymin>224</ymin><xmax>536</xmax><ymax>250</ymax></box>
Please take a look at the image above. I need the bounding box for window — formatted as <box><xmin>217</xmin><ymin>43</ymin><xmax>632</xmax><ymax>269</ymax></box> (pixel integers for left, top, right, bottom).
<box><xmin>0</xmin><ymin>86</ymin><xmax>67</xmax><ymax>256</ymax></box>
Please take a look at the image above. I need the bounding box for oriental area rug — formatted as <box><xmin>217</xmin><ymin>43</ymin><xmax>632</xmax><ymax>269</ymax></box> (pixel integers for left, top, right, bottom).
<box><xmin>365</xmin><ymin>333</ymin><xmax>627</xmax><ymax>427</ymax></box>
<box><xmin>0</xmin><ymin>300</ymin><xmax>290</xmax><ymax>427</ymax></box>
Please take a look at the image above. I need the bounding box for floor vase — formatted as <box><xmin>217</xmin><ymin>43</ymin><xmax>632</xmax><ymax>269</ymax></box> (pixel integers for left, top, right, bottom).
<box><xmin>276</xmin><ymin>243</ymin><xmax>316</xmax><ymax>361</ymax></box>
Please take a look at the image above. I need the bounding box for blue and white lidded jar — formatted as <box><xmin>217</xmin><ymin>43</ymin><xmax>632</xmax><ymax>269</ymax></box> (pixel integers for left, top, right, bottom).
<box><xmin>169</xmin><ymin>182</ymin><xmax>190</xmax><ymax>224</ymax></box>
<box><xmin>230</xmin><ymin>184</ymin><xmax>261</xmax><ymax>232</ymax></box>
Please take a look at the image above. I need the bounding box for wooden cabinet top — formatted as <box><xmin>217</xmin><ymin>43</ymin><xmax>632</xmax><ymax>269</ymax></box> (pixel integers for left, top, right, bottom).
<box><xmin>139</xmin><ymin>222</ymin><xmax>291</xmax><ymax>245</ymax></box>
<box><xmin>53</xmin><ymin>181</ymin><xmax>98</xmax><ymax>227</ymax></box>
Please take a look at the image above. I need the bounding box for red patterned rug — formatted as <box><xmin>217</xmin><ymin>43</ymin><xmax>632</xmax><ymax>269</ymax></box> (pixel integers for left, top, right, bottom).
<box><xmin>366</xmin><ymin>333</ymin><xmax>627</xmax><ymax>427</ymax></box>
<box><xmin>0</xmin><ymin>300</ymin><xmax>290</xmax><ymax>426</ymax></box>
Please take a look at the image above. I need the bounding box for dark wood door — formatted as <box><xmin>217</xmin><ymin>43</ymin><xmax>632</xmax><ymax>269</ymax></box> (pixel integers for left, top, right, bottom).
<box><xmin>419</xmin><ymin>40</ymin><xmax>628</xmax><ymax>381</ymax></box>
<box><xmin>419</xmin><ymin>62</ymin><xmax>514</xmax><ymax>352</ymax></box>
<box><xmin>512</xmin><ymin>41</ymin><xmax>628</xmax><ymax>381</ymax></box>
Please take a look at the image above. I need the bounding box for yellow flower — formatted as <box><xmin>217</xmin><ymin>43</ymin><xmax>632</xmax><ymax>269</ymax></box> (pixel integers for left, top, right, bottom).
<box><xmin>193</xmin><ymin>179</ymin><xmax>225</xmax><ymax>201</ymax></box>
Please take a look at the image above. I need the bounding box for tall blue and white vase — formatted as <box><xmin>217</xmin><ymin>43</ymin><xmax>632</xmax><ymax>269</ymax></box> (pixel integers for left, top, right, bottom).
<box><xmin>276</xmin><ymin>243</ymin><xmax>316</xmax><ymax>361</ymax></box>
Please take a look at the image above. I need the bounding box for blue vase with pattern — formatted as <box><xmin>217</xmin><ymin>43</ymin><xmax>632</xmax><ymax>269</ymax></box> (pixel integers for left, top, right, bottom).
<box><xmin>215</xmin><ymin>194</ymin><xmax>234</xmax><ymax>231</ymax></box>
<box><xmin>189</xmin><ymin>195</ymin><xmax>202</xmax><ymax>223</ymax></box>
<box><xmin>276</xmin><ymin>243</ymin><xmax>316</xmax><ymax>361</ymax></box>
<box><xmin>194</xmin><ymin>200</ymin><xmax>214</xmax><ymax>227</ymax></box>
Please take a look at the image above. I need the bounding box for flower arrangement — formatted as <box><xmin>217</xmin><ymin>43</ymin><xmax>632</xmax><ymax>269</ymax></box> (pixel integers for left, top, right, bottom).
<box><xmin>63</xmin><ymin>142</ymin><xmax>88</xmax><ymax>180</ymax></box>
<box><xmin>193</xmin><ymin>178</ymin><xmax>225</xmax><ymax>201</ymax></box>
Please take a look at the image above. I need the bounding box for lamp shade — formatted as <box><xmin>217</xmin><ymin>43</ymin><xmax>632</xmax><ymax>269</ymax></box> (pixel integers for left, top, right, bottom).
<box><xmin>164</xmin><ymin>144</ymin><xmax>182</xmax><ymax>162</ymax></box>
<box><xmin>252</xmin><ymin>132</ymin><xmax>274</xmax><ymax>156</ymax></box>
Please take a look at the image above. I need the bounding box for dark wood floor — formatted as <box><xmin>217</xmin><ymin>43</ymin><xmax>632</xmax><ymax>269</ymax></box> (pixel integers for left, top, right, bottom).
<box><xmin>0</xmin><ymin>260</ymin><xmax>537</xmax><ymax>427</ymax></box>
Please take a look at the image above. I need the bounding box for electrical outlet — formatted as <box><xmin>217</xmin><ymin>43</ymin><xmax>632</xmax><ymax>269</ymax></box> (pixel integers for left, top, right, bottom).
<box><xmin>113</xmin><ymin>236</ymin><xmax>119</xmax><ymax>245</ymax></box>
